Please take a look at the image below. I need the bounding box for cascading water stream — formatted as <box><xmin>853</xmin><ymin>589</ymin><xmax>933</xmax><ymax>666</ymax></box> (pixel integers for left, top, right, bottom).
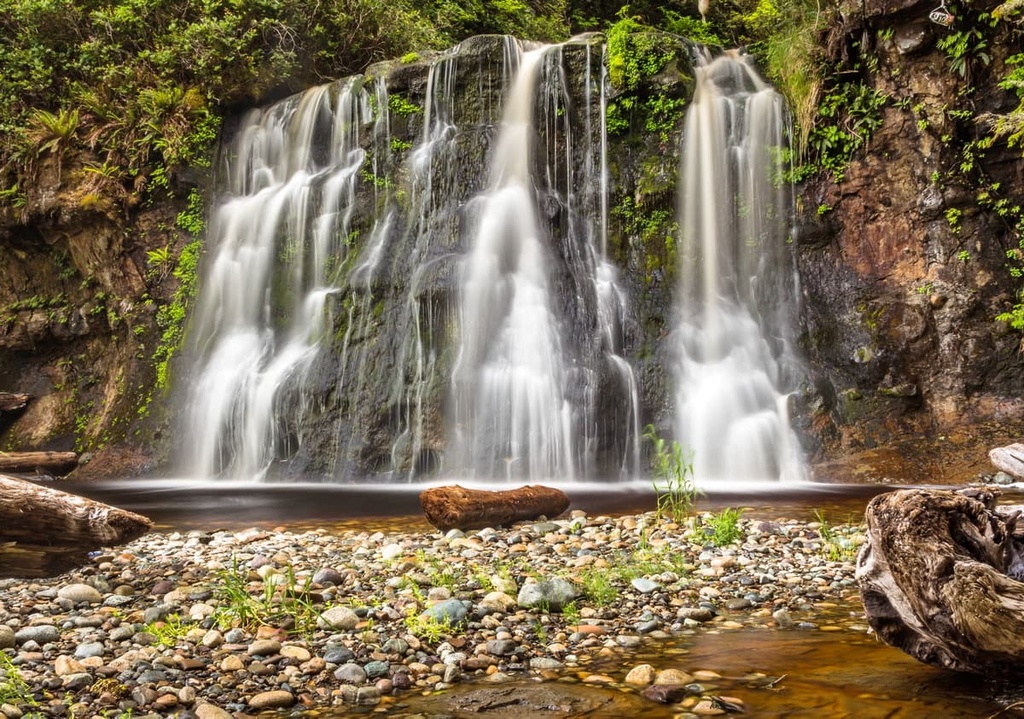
<box><xmin>177</xmin><ymin>35</ymin><xmax>667</xmax><ymax>483</ymax></box>
<box><xmin>674</xmin><ymin>51</ymin><xmax>804</xmax><ymax>483</ymax></box>
<box><xmin>182</xmin><ymin>80</ymin><xmax>371</xmax><ymax>479</ymax></box>
<box><xmin>450</xmin><ymin>44</ymin><xmax>576</xmax><ymax>482</ymax></box>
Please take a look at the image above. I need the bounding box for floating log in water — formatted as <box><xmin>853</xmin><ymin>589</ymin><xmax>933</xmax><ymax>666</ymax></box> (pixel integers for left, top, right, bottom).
<box><xmin>419</xmin><ymin>484</ymin><xmax>570</xmax><ymax>531</ymax></box>
<box><xmin>856</xmin><ymin>487</ymin><xmax>1024</xmax><ymax>674</ymax></box>
<box><xmin>0</xmin><ymin>474</ymin><xmax>152</xmax><ymax>577</ymax></box>
<box><xmin>0</xmin><ymin>450</ymin><xmax>79</xmax><ymax>474</ymax></box>
<box><xmin>990</xmin><ymin>443</ymin><xmax>1024</xmax><ymax>480</ymax></box>
<box><xmin>0</xmin><ymin>392</ymin><xmax>30</xmax><ymax>413</ymax></box>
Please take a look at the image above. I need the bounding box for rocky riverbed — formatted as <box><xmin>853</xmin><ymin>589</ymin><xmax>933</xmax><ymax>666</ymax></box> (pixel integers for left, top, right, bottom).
<box><xmin>0</xmin><ymin>509</ymin><xmax>867</xmax><ymax>718</ymax></box>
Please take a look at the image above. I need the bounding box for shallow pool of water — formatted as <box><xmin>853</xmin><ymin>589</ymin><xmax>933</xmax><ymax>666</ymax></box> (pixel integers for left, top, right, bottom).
<box><xmin>370</xmin><ymin>625</ymin><xmax>1024</xmax><ymax>718</ymax></box>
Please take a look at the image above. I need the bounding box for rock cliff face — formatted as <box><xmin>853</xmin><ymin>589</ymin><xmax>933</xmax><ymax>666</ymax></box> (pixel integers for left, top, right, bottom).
<box><xmin>796</xmin><ymin>0</ymin><xmax>1024</xmax><ymax>468</ymax></box>
<box><xmin>0</xmin><ymin>150</ymin><xmax>191</xmax><ymax>475</ymax></box>
<box><xmin>0</xmin><ymin>4</ymin><xmax>1022</xmax><ymax>481</ymax></box>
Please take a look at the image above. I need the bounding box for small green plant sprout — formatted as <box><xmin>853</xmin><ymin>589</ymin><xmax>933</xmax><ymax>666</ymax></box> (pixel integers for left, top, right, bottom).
<box><xmin>143</xmin><ymin>613</ymin><xmax>191</xmax><ymax>648</ymax></box>
<box><xmin>403</xmin><ymin>610</ymin><xmax>452</xmax><ymax>643</ymax></box>
<box><xmin>812</xmin><ymin>510</ymin><xmax>857</xmax><ymax>562</ymax></box>
<box><xmin>957</xmin><ymin>249</ymin><xmax>971</xmax><ymax>262</ymax></box>
<box><xmin>146</xmin><ymin>245</ymin><xmax>172</xmax><ymax>280</ymax></box>
<box><xmin>644</xmin><ymin>424</ymin><xmax>701</xmax><ymax>523</ymax></box>
<box><xmin>0</xmin><ymin>650</ymin><xmax>37</xmax><ymax>708</ymax></box>
<box><xmin>699</xmin><ymin>507</ymin><xmax>746</xmax><ymax>546</ymax></box>
<box><xmin>945</xmin><ymin>206</ymin><xmax>963</xmax><ymax>233</ymax></box>
<box><xmin>212</xmin><ymin>558</ymin><xmax>322</xmax><ymax>635</ymax></box>
<box><xmin>578</xmin><ymin>566</ymin><xmax>618</xmax><ymax>606</ymax></box>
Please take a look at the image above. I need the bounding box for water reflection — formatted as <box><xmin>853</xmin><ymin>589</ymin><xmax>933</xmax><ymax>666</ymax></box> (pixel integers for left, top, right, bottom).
<box><xmin>55</xmin><ymin>478</ymin><xmax>899</xmax><ymax>531</ymax></box>
<box><xmin>386</xmin><ymin>629</ymin><xmax>1021</xmax><ymax>718</ymax></box>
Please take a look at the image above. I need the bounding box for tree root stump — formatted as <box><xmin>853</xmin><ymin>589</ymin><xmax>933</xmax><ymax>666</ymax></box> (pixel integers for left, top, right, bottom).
<box><xmin>856</xmin><ymin>487</ymin><xmax>1024</xmax><ymax>674</ymax></box>
<box><xmin>419</xmin><ymin>485</ymin><xmax>570</xmax><ymax>531</ymax></box>
<box><xmin>0</xmin><ymin>474</ymin><xmax>153</xmax><ymax>577</ymax></box>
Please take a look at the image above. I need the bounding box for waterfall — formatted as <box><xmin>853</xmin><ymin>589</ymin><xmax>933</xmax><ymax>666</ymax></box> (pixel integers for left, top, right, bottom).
<box><xmin>182</xmin><ymin>81</ymin><xmax>371</xmax><ymax>479</ymax></box>
<box><xmin>673</xmin><ymin>51</ymin><xmax>805</xmax><ymax>483</ymax></box>
<box><xmin>179</xmin><ymin>35</ymin><xmax>638</xmax><ymax>482</ymax></box>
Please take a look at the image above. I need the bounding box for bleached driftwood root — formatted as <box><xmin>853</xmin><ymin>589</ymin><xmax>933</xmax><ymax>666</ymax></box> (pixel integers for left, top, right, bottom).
<box><xmin>856</xmin><ymin>487</ymin><xmax>1024</xmax><ymax>674</ymax></box>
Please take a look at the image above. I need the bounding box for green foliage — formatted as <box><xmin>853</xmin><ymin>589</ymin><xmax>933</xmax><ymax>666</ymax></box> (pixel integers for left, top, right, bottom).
<box><xmin>660</xmin><ymin>10</ymin><xmax>723</xmax><ymax>46</ymax></box>
<box><xmin>143</xmin><ymin>613</ymin><xmax>191</xmax><ymax>648</ymax></box>
<box><xmin>388</xmin><ymin>93</ymin><xmax>422</xmax><ymax>117</ymax></box>
<box><xmin>702</xmin><ymin>507</ymin><xmax>745</xmax><ymax>546</ymax></box>
<box><xmin>807</xmin><ymin>82</ymin><xmax>888</xmax><ymax>182</ymax></box>
<box><xmin>213</xmin><ymin>558</ymin><xmax>325</xmax><ymax>634</ymax></box>
<box><xmin>421</xmin><ymin>0</ymin><xmax>569</xmax><ymax>42</ymax></box>
<box><xmin>0</xmin><ymin>651</ymin><xmax>37</xmax><ymax>708</ymax></box>
<box><xmin>152</xmin><ymin>207</ymin><xmax>203</xmax><ymax>393</ymax></box>
<box><xmin>0</xmin><ymin>0</ymin><xmax>455</xmax><ymax>195</ymax></box>
<box><xmin>606</xmin><ymin>15</ymin><xmax>679</xmax><ymax>91</ymax></box>
<box><xmin>403</xmin><ymin>611</ymin><xmax>453</xmax><ymax>642</ymax></box>
<box><xmin>577</xmin><ymin>566</ymin><xmax>617</xmax><ymax>606</ymax></box>
<box><xmin>644</xmin><ymin>424</ymin><xmax>700</xmax><ymax>523</ymax></box>
<box><xmin>757</xmin><ymin>0</ymin><xmax>826</xmax><ymax>155</ymax></box>
<box><xmin>936</xmin><ymin>21</ymin><xmax>994</xmax><ymax>80</ymax></box>
<box><xmin>813</xmin><ymin>510</ymin><xmax>857</xmax><ymax>562</ymax></box>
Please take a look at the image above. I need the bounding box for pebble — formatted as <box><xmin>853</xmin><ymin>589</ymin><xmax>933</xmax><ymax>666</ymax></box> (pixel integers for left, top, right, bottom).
<box><xmin>0</xmin><ymin>512</ymin><xmax>865</xmax><ymax>715</ymax></box>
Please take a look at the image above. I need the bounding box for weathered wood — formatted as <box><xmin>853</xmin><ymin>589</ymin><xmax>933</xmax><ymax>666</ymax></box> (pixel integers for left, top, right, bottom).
<box><xmin>0</xmin><ymin>474</ymin><xmax>152</xmax><ymax>577</ymax></box>
<box><xmin>419</xmin><ymin>485</ymin><xmax>570</xmax><ymax>531</ymax></box>
<box><xmin>0</xmin><ymin>392</ymin><xmax>30</xmax><ymax>413</ymax></box>
<box><xmin>990</xmin><ymin>443</ymin><xmax>1024</xmax><ymax>480</ymax></box>
<box><xmin>856</xmin><ymin>487</ymin><xmax>1024</xmax><ymax>674</ymax></box>
<box><xmin>0</xmin><ymin>450</ymin><xmax>79</xmax><ymax>474</ymax></box>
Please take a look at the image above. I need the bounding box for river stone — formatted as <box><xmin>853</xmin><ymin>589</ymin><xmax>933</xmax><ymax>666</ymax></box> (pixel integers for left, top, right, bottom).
<box><xmin>677</xmin><ymin>607</ymin><xmax>714</xmax><ymax>622</ymax></box>
<box><xmin>312</xmin><ymin>567</ymin><xmax>344</xmax><ymax>586</ymax></box>
<box><xmin>517</xmin><ymin>578</ymin><xmax>579</xmax><ymax>611</ymax></box>
<box><xmin>421</xmin><ymin>599</ymin><xmax>469</xmax><ymax>625</ymax></box>
<box><xmin>479</xmin><ymin>591</ymin><xmax>517</xmax><ymax>613</ymax></box>
<box><xmin>357</xmin><ymin>686</ymin><xmax>382</xmax><ymax>705</ymax></box>
<box><xmin>323</xmin><ymin>645</ymin><xmax>355</xmax><ymax>664</ymax></box>
<box><xmin>990</xmin><ymin>444</ymin><xmax>1024</xmax><ymax>480</ymax></box>
<box><xmin>195</xmin><ymin>703</ymin><xmax>234</xmax><ymax>719</ymax></box>
<box><xmin>61</xmin><ymin>672</ymin><xmax>92</xmax><ymax>690</ymax></box>
<box><xmin>247</xmin><ymin>690</ymin><xmax>295</xmax><ymax>709</ymax></box>
<box><xmin>335</xmin><ymin>662</ymin><xmax>368</xmax><ymax>684</ymax></box>
<box><xmin>0</xmin><ymin>626</ymin><xmax>14</xmax><ymax>649</ymax></box>
<box><xmin>247</xmin><ymin>638</ymin><xmax>281</xmax><ymax>656</ymax></box>
<box><xmin>73</xmin><ymin>641</ymin><xmax>105</xmax><ymax>659</ymax></box>
<box><xmin>486</xmin><ymin>638</ymin><xmax>517</xmax><ymax>656</ymax></box>
<box><xmin>280</xmin><ymin>644</ymin><xmax>311</xmax><ymax>662</ymax></box>
<box><xmin>655</xmin><ymin>668</ymin><xmax>695</xmax><ymax>685</ymax></box>
<box><xmin>15</xmin><ymin>625</ymin><xmax>59</xmax><ymax>645</ymax></box>
<box><xmin>643</xmin><ymin>684</ymin><xmax>694</xmax><ymax>703</ymax></box>
<box><xmin>625</xmin><ymin>664</ymin><xmax>656</xmax><ymax>686</ymax></box>
<box><xmin>318</xmin><ymin>606</ymin><xmax>359</xmax><ymax>630</ymax></box>
<box><xmin>631</xmin><ymin>577</ymin><xmax>660</xmax><ymax>594</ymax></box>
<box><xmin>364</xmin><ymin>660</ymin><xmax>389</xmax><ymax>678</ymax></box>
<box><xmin>57</xmin><ymin>583</ymin><xmax>103</xmax><ymax>604</ymax></box>
<box><xmin>54</xmin><ymin>655</ymin><xmax>85</xmax><ymax>676</ymax></box>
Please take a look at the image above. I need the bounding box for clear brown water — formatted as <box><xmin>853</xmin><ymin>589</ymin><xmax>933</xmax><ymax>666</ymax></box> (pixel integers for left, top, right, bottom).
<box><xmin>390</xmin><ymin>633</ymin><xmax>1021</xmax><ymax>718</ymax></box>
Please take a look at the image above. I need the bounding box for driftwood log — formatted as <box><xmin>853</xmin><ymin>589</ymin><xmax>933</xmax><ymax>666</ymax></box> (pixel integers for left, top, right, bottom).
<box><xmin>856</xmin><ymin>487</ymin><xmax>1024</xmax><ymax>674</ymax></box>
<box><xmin>0</xmin><ymin>474</ymin><xmax>153</xmax><ymax>577</ymax></box>
<box><xmin>0</xmin><ymin>451</ymin><xmax>79</xmax><ymax>474</ymax></box>
<box><xmin>419</xmin><ymin>484</ymin><xmax>570</xmax><ymax>531</ymax></box>
<box><xmin>0</xmin><ymin>392</ymin><xmax>30</xmax><ymax>413</ymax></box>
